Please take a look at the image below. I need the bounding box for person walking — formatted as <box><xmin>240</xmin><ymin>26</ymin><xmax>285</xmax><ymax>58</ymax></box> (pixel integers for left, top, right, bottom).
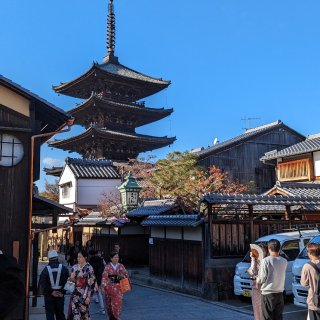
<box><xmin>0</xmin><ymin>250</ymin><xmax>25</xmax><ymax>320</ymax></box>
<box><xmin>89</xmin><ymin>250</ymin><xmax>106</xmax><ymax>314</ymax></box>
<box><xmin>247</xmin><ymin>244</ymin><xmax>267</xmax><ymax>320</ymax></box>
<box><xmin>301</xmin><ymin>242</ymin><xmax>320</xmax><ymax>320</ymax></box>
<box><xmin>256</xmin><ymin>239</ymin><xmax>287</xmax><ymax>320</ymax></box>
<box><xmin>102</xmin><ymin>251</ymin><xmax>129</xmax><ymax>320</ymax></box>
<box><xmin>67</xmin><ymin>249</ymin><xmax>96</xmax><ymax>320</ymax></box>
<box><xmin>38</xmin><ymin>250</ymin><xmax>69</xmax><ymax>320</ymax></box>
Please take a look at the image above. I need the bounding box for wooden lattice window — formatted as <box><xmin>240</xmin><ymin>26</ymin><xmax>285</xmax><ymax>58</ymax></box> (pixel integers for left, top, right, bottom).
<box><xmin>0</xmin><ymin>133</ymin><xmax>24</xmax><ymax>167</ymax></box>
<box><xmin>278</xmin><ymin>158</ymin><xmax>312</xmax><ymax>181</ymax></box>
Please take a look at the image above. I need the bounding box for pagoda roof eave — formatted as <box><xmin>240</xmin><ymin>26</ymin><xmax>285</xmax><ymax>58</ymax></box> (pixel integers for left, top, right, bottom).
<box><xmin>49</xmin><ymin>127</ymin><xmax>176</xmax><ymax>147</ymax></box>
<box><xmin>53</xmin><ymin>62</ymin><xmax>170</xmax><ymax>100</ymax></box>
<box><xmin>68</xmin><ymin>94</ymin><xmax>173</xmax><ymax>126</ymax></box>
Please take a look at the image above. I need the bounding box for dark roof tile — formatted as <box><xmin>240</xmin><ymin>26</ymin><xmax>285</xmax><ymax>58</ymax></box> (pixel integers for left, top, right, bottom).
<box><xmin>66</xmin><ymin>157</ymin><xmax>120</xmax><ymax>179</ymax></box>
<box><xmin>141</xmin><ymin>214</ymin><xmax>203</xmax><ymax>227</ymax></box>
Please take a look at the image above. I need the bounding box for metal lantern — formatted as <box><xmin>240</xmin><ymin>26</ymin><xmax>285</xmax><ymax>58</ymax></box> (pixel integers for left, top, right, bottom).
<box><xmin>118</xmin><ymin>171</ymin><xmax>142</xmax><ymax>211</ymax></box>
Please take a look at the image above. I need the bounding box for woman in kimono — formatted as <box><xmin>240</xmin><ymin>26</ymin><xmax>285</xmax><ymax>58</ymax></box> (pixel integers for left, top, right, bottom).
<box><xmin>247</xmin><ymin>244</ymin><xmax>267</xmax><ymax>320</ymax></box>
<box><xmin>102</xmin><ymin>251</ymin><xmax>129</xmax><ymax>320</ymax></box>
<box><xmin>68</xmin><ymin>249</ymin><xmax>96</xmax><ymax>320</ymax></box>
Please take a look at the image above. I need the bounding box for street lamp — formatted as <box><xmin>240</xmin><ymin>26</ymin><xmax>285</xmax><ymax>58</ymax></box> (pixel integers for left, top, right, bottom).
<box><xmin>118</xmin><ymin>171</ymin><xmax>142</xmax><ymax>212</ymax></box>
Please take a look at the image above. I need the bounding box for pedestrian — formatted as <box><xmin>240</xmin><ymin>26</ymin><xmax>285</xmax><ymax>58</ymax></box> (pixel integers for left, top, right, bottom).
<box><xmin>67</xmin><ymin>249</ymin><xmax>96</xmax><ymax>320</ymax></box>
<box><xmin>89</xmin><ymin>250</ymin><xmax>106</xmax><ymax>314</ymax></box>
<box><xmin>300</xmin><ymin>242</ymin><xmax>320</xmax><ymax>320</ymax></box>
<box><xmin>247</xmin><ymin>244</ymin><xmax>267</xmax><ymax>320</ymax></box>
<box><xmin>0</xmin><ymin>249</ymin><xmax>25</xmax><ymax>320</ymax></box>
<box><xmin>114</xmin><ymin>243</ymin><xmax>120</xmax><ymax>254</ymax></box>
<box><xmin>102</xmin><ymin>251</ymin><xmax>129</xmax><ymax>320</ymax></box>
<box><xmin>68</xmin><ymin>240</ymin><xmax>82</xmax><ymax>266</ymax></box>
<box><xmin>256</xmin><ymin>239</ymin><xmax>287</xmax><ymax>320</ymax></box>
<box><xmin>38</xmin><ymin>250</ymin><xmax>69</xmax><ymax>320</ymax></box>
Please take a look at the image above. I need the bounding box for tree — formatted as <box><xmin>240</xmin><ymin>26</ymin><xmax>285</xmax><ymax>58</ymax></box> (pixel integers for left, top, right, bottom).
<box><xmin>98</xmin><ymin>191</ymin><xmax>125</xmax><ymax>218</ymax></box>
<box><xmin>149</xmin><ymin>151</ymin><xmax>248</xmax><ymax>212</ymax></box>
<box><xmin>39</xmin><ymin>179</ymin><xmax>59</xmax><ymax>202</ymax></box>
<box><xmin>114</xmin><ymin>156</ymin><xmax>157</xmax><ymax>199</ymax></box>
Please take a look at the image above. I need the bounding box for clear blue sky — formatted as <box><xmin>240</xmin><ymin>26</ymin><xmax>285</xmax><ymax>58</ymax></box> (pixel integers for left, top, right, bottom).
<box><xmin>1</xmin><ymin>0</ymin><xmax>320</xmax><ymax>191</ymax></box>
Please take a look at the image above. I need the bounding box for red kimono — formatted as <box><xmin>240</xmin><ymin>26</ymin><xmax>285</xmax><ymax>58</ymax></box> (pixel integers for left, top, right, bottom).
<box><xmin>101</xmin><ymin>263</ymin><xmax>128</xmax><ymax>320</ymax></box>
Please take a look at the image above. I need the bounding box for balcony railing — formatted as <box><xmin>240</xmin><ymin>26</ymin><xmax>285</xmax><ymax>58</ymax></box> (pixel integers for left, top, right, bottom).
<box><xmin>278</xmin><ymin>158</ymin><xmax>312</xmax><ymax>181</ymax></box>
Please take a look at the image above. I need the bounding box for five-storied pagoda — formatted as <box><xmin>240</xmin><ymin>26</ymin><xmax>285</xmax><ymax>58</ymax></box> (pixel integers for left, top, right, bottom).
<box><xmin>49</xmin><ymin>0</ymin><xmax>175</xmax><ymax>161</ymax></box>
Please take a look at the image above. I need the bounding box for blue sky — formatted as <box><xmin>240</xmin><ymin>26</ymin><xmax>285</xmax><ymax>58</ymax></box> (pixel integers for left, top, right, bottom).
<box><xmin>1</xmin><ymin>0</ymin><xmax>320</xmax><ymax>191</ymax></box>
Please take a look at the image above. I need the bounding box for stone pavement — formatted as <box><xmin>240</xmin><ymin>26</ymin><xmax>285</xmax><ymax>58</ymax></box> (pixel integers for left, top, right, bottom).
<box><xmin>29</xmin><ymin>284</ymin><xmax>253</xmax><ymax>320</ymax></box>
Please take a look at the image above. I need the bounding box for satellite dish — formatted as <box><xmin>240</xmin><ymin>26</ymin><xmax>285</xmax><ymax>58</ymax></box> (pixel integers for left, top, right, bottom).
<box><xmin>213</xmin><ymin>138</ymin><xmax>219</xmax><ymax>145</ymax></box>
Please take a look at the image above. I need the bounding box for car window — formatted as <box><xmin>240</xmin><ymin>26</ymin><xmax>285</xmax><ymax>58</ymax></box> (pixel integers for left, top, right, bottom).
<box><xmin>303</xmin><ymin>238</ymin><xmax>310</xmax><ymax>247</ymax></box>
<box><xmin>280</xmin><ymin>240</ymin><xmax>300</xmax><ymax>261</ymax></box>
<box><xmin>299</xmin><ymin>235</ymin><xmax>320</xmax><ymax>259</ymax></box>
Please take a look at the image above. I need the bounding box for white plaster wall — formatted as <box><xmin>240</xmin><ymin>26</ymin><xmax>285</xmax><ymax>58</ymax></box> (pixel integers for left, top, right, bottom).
<box><xmin>150</xmin><ymin>228</ymin><xmax>165</xmax><ymax>238</ymax></box>
<box><xmin>150</xmin><ymin>226</ymin><xmax>202</xmax><ymax>241</ymax></box>
<box><xmin>77</xmin><ymin>178</ymin><xmax>121</xmax><ymax>206</ymax></box>
<box><xmin>184</xmin><ymin>227</ymin><xmax>203</xmax><ymax>241</ymax></box>
<box><xmin>120</xmin><ymin>225</ymin><xmax>146</xmax><ymax>235</ymax></box>
<box><xmin>59</xmin><ymin>165</ymin><xmax>77</xmax><ymax>206</ymax></box>
<box><xmin>101</xmin><ymin>227</ymin><xmax>118</xmax><ymax>235</ymax></box>
<box><xmin>314</xmin><ymin>151</ymin><xmax>320</xmax><ymax>177</ymax></box>
<box><xmin>166</xmin><ymin>227</ymin><xmax>182</xmax><ymax>239</ymax></box>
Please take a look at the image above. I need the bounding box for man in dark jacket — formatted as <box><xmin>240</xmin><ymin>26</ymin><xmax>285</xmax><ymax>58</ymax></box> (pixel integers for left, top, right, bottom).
<box><xmin>0</xmin><ymin>250</ymin><xmax>25</xmax><ymax>319</ymax></box>
<box><xmin>38</xmin><ymin>250</ymin><xmax>69</xmax><ymax>320</ymax></box>
<box><xmin>89</xmin><ymin>250</ymin><xmax>105</xmax><ymax>314</ymax></box>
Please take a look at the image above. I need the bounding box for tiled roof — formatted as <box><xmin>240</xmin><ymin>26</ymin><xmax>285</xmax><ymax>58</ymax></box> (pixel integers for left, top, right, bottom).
<box><xmin>97</xmin><ymin>62</ymin><xmax>170</xmax><ymax>85</ymax></box>
<box><xmin>33</xmin><ymin>195</ymin><xmax>73</xmax><ymax>213</ymax></box>
<box><xmin>262</xmin><ymin>181</ymin><xmax>320</xmax><ymax>211</ymax></box>
<box><xmin>65</xmin><ymin>157</ymin><xmax>120</xmax><ymax>179</ymax></box>
<box><xmin>261</xmin><ymin>136</ymin><xmax>320</xmax><ymax>161</ymax></box>
<box><xmin>201</xmin><ymin>193</ymin><xmax>320</xmax><ymax>206</ymax></box>
<box><xmin>197</xmin><ymin>120</ymin><xmax>304</xmax><ymax>158</ymax></box>
<box><xmin>141</xmin><ymin>214</ymin><xmax>203</xmax><ymax>227</ymax></box>
<box><xmin>50</xmin><ymin>128</ymin><xmax>176</xmax><ymax>146</ymax></box>
<box><xmin>0</xmin><ymin>75</ymin><xmax>67</xmax><ymax>115</ymax></box>
<box><xmin>0</xmin><ymin>75</ymin><xmax>70</xmax><ymax>135</ymax></box>
<box><xmin>126</xmin><ymin>199</ymin><xmax>177</xmax><ymax>217</ymax></box>
<box><xmin>270</xmin><ymin>181</ymin><xmax>320</xmax><ymax>198</ymax></box>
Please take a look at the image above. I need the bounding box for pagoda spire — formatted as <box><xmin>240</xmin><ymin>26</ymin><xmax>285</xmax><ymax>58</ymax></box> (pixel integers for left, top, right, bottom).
<box><xmin>104</xmin><ymin>0</ymin><xmax>118</xmax><ymax>63</ymax></box>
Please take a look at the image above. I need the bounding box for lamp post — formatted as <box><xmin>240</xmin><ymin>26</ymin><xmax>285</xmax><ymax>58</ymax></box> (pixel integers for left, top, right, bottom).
<box><xmin>118</xmin><ymin>171</ymin><xmax>142</xmax><ymax>212</ymax></box>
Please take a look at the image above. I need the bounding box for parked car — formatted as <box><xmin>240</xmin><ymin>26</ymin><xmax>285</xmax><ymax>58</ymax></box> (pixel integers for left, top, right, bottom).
<box><xmin>233</xmin><ymin>229</ymin><xmax>319</xmax><ymax>299</ymax></box>
<box><xmin>292</xmin><ymin>234</ymin><xmax>320</xmax><ymax>307</ymax></box>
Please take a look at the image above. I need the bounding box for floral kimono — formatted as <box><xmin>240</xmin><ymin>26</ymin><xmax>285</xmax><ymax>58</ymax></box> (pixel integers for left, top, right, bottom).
<box><xmin>68</xmin><ymin>262</ymin><xmax>96</xmax><ymax>320</ymax></box>
<box><xmin>102</xmin><ymin>262</ymin><xmax>129</xmax><ymax>320</ymax></box>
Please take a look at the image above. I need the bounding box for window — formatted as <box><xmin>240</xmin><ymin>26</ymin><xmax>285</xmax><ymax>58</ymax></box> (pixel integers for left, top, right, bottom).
<box><xmin>280</xmin><ymin>240</ymin><xmax>300</xmax><ymax>261</ymax></box>
<box><xmin>0</xmin><ymin>133</ymin><xmax>24</xmax><ymax>167</ymax></box>
<box><xmin>61</xmin><ymin>182</ymin><xmax>72</xmax><ymax>199</ymax></box>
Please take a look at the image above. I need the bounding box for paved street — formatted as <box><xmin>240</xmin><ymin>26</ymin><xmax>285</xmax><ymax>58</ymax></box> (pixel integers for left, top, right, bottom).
<box><xmin>219</xmin><ymin>296</ymin><xmax>308</xmax><ymax>320</ymax></box>
<box><xmin>30</xmin><ymin>283</ymin><xmax>310</xmax><ymax>320</ymax></box>
<box><xmin>30</xmin><ymin>259</ymin><xmax>307</xmax><ymax>320</ymax></box>
<box><xmin>30</xmin><ymin>284</ymin><xmax>253</xmax><ymax>320</ymax></box>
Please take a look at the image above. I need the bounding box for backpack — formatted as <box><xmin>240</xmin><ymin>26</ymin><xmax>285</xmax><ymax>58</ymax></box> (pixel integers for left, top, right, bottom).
<box><xmin>307</xmin><ymin>262</ymin><xmax>320</xmax><ymax>308</ymax></box>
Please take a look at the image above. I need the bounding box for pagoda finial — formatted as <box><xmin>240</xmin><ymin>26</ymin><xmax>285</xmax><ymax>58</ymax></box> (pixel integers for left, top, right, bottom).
<box><xmin>103</xmin><ymin>0</ymin><xmax>118</xmax><ymax>63</ymax></box>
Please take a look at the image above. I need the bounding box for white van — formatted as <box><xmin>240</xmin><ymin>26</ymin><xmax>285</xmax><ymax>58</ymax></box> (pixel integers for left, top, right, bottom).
<box><xmin>233</xmin><ymin>230</ymin><xmax>319</xmax><ymax>299</ymax></box>
<box><xmin>292</xmin><ymin>234</ymin><xmax>320</xmax><ymax>307</ymax></box>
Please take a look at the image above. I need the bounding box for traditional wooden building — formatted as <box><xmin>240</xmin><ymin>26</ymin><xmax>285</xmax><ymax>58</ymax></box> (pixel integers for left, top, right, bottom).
<box><xmin>49</xmin><ymin>0</ymin><xmax>175</xmax><ymax>161</ymax></box>
<box><xmin>0</xmin><ymin>74</ymin><xmax>70</xmax><ymax>317</ymax></box>
<box><xmin>141</xmin><ymin>214</ymin><xmax>204</xmax><ymax>290</ymax></box>
<box><xmin>58</xmin><ymin>157</ymin><xmax>121</xmax><ymax>210</ymax></box>
<box><xmin>261</xmin><ymin>133</ymin><xmax>320</xmax><ymax>215</ymax></box>
<box><xmin>197</xmin><ymin>120</ymin><xmax>305</xmax><ymax>193</ymax></box>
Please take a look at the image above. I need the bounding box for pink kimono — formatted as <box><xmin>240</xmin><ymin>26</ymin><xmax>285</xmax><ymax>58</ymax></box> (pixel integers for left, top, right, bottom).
<box><xmin>247</xmin><ymin>258</ymin><xmax>263</xmax><ymax>320</ymax></box>
<box><xmin>102</xmin><ymin>262</ymin><xmax>128</xmax><ymax>320</ymax></box>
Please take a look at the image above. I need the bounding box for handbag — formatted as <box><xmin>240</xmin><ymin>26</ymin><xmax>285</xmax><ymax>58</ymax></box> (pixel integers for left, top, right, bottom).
<box><xmin>64</xmin><ymin>280</ymin><xmax>75</xmax><ymax>293</ymax></box>
<box><xmin>119</xmin><ymin>277</ymin><xmax>132</xmax><ymax>294</ymax></box>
